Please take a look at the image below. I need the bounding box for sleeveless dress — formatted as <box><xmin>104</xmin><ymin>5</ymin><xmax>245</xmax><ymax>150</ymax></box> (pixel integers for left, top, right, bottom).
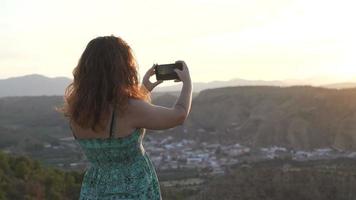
<box><xmin>70</xmin><ymin>107</ymin><xmax>162</xmax><ymax>200</ymax></box>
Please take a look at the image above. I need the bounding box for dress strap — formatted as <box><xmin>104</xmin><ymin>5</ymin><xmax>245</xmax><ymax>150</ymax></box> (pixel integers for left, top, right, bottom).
<box><xmin>109</xmin><ymin>104</ymin><xmax>116</xmax><ymax>138</ymax></box>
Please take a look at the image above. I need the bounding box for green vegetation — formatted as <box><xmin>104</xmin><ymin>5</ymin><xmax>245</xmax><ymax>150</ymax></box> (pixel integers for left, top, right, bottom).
<box><xmin>182</xmin><ymin>158</ymin><xmax>356</xmax><ymax>200</ymax></box>
<box><xmin>0</xmin><ymin>151</ymin><xmax>82</xmax><ymax>200</ymax></box>
<box><xmin>2</xmin><ymin>151</ymin><xmax>356</xmax><ymax>200</ymax></box>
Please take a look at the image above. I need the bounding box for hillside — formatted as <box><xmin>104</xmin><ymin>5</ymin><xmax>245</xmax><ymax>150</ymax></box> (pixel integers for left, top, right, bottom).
<box><xmin>1</xmin><ymin>86</ymin><xmax>356</xmax><ymax>154</ymax></box>
<box><xmin>0</xmin><ymin>150</ymin><xmax>82</xmax><ymax>200</ymax></box>
<box><xmin>183</xmin><ymin>158</ymin><xmax>356</xmax><ymax>200</ymax></box>
<box><xmin>2</xmin><ymin>85</ymin><xmax>356</xmax><ymax>199</ymax></box>
<box><xmin>185</xmin><ymin>86</ymin><xmax>356</xmax><ymax>150</ymax></box>
<box><xmin>2</xmin><ymin>150</ymin><xmax>356</xmax><ymax>200</ymax></box>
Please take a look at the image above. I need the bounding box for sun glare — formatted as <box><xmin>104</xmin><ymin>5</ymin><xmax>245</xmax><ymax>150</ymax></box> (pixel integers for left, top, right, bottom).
<box><xmin>0</xmin><ymin>0</ymin><xmax>356</xmax><ymax>84</ymax></box>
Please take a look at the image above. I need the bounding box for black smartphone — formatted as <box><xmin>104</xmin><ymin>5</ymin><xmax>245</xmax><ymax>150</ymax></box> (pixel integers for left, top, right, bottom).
<box><xmin>155</xmin><ymin>62</ymin><xmax>183</xmax><ymax>81</ymax></box>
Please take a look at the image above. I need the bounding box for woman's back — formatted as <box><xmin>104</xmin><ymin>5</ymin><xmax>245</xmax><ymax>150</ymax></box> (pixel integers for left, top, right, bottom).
<box><xmin>61</xmin><ymin>35</ymin><xmax>192</xmax><ymax>199</ymax></box>
<box><xmin>72</xmin><ymin>105</ymin><xmax>162</xmax><ymax>199</ymax></box>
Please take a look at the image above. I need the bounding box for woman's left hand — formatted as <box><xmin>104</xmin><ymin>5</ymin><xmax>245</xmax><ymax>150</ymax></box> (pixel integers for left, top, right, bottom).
<box><xmin>142</xmin><ymin>64</ymin><xmax>163</xmax><ymax>92</ymax></box>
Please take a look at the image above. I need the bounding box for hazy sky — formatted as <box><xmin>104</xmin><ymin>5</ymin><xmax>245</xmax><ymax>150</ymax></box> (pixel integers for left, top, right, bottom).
<box><xmin>1</xmin><ymin>0</ymin><xmax>356</xmax><ymax>84</ymax></box>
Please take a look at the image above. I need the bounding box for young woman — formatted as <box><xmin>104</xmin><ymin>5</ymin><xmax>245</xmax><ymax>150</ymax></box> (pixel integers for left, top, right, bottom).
<box><xmin>61</xmin><ymin>35</ymin><xmax>192</xmax><ymax>199</ymax></box>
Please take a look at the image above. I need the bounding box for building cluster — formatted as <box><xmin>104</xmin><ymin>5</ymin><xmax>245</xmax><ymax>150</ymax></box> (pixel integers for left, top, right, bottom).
<box><xmin>143</xmin><ymin>136</ymin><xmax>250</xmax><ymax>175</ymax></box>
<box><xmin>6</xmin><ymin>134</ymin><xmax>355</xmax><ymax>176</ymax></box>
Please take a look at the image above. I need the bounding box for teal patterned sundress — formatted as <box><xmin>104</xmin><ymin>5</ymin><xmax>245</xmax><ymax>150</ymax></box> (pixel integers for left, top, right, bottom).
<box><xmin>70</xmin><ymin>107</ymin><xmax>162</xmax><ymax>200</ymax></box>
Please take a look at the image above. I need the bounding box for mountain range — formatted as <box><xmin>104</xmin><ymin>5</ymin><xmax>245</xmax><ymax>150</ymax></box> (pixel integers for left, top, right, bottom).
<box><xmin>1</xmin><ymin>85</ymin><xmax>356</xmax><ymax>151</ymax></box>
<box><xmin>1</xmin><ymin>74</ymin><xmax>356</xmax><ymax>97</ymax></box>
<box><xmin>0</xmin><ymin>74</ymin><xmax>71</xmax><ymax>97</ymax></box>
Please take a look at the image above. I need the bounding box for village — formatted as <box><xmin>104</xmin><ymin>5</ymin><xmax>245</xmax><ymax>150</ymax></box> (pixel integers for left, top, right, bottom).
<box><xmin>45</xmin><ymin>134</ymin><xmax>356</xmax><ymax>176</ymax></box>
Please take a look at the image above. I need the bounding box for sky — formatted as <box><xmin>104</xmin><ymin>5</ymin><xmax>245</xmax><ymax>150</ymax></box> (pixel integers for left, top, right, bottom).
<box><xmin>1</xmin><ymin>0</ymin><xmax>356</xmax><ymax>84</ymax></box>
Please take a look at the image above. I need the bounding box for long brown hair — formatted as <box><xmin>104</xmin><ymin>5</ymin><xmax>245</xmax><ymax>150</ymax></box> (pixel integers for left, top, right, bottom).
<box><xmin>60</xmin><ymin>35</ymin><xmax>149</xmax><ymax>132</ymax></box>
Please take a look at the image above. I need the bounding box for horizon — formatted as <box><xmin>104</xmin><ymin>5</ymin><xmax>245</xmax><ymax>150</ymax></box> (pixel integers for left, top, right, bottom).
<box><xmin>1</xmin><ymin>0</ymin><xmax>356</xmax><ymax>83</ymax></box>
<box><xmin>2</xmin><ymin>73</ymin><xmax>356</xmax><ymax>87</ymax></box>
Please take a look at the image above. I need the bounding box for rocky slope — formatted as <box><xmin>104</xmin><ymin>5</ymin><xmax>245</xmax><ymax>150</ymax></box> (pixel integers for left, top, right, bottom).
<box><xmin>183</xmin><ymin>86</ymin><xmax>356</xmax><ymax>150</ymax></box>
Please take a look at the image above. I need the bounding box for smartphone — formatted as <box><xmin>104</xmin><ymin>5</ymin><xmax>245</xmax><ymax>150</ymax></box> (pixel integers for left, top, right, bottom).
<box><xmin>155</xmin><ymin>62</ymin><xmax>183</xmax><ymax>81</ymax></box>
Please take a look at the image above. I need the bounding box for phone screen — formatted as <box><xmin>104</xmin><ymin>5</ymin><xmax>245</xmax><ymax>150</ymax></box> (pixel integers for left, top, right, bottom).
<box><xmin>157</xmin><ymin>64</ymin><xmax>175</xmax><ymax>75</ymax></box>
<box><xmin>155</xmin><ymin>63</ymin><xmax>181</xmax><ymax>81</ymax></box>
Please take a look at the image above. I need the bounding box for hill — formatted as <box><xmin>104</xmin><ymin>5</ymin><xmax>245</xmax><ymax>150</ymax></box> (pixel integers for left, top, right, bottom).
<box><xmin>184</xmin><ymin>86</ymin><xmax>356</xmax><ymax>150</ymax></box>
<box><xmin>1</xmin><ymin>86</ymin><xmax>356</xmax><ymax>153</ymax></box>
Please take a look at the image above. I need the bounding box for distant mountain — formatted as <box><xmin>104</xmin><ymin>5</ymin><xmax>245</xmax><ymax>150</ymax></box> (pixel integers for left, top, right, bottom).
<box><xmin>1</xmin><ymin>74</ymin><xmax>356</xmax><ymax>97</ymax></box>
<box><xmin>154</xmin><ymin>78</ymin><xmax>285</xmax><ymax>92</ymax></box>
<box><xmin>321</xmin><ymin>82</ymin><xmax>356</xmax><ymax>89</ymax></box>
<box><xmin>0</xmin><ymin>74</ymin><xmax>71</xmax><ymax>97</ymax></box>
<box><xmin>0</xmin><ymin>74</ymin><xmax>286</xmax><ymax>97</ymax></box>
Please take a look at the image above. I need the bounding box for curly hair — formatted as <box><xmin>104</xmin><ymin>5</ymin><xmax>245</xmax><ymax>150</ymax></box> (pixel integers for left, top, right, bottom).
<box><xmin>59</xmin><ymin>35</ymin><xmax>149</xmax><ymax>132</ymax></box>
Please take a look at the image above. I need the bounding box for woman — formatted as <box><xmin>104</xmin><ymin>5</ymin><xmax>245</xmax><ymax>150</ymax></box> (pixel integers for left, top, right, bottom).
<box><xmin>61</xmin><ymin>35</ymin><xmax>192</xmax><ymax>199</ymax></box>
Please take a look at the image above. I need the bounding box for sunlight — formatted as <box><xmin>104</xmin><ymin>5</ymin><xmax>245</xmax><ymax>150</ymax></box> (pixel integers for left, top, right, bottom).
<box><xmin>1</xmin><ymin>0</ymin><xmax>356</xmax><ymax>84</ymax></box>
<box><xmin>331</xmin><ymin>66</ymin><xmax>356</xmax><ymax>81</ymax></box>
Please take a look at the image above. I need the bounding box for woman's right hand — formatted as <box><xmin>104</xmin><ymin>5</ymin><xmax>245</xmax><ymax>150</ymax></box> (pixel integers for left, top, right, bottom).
<box><xmin>130</xmin><ymin>60</ymin><xmax>192</xmax><ymax>130</ymax></box>
<box><xmin>174</xmin><ymin>60</ymin><xmax>191</xmax><ymax>84</ymax></box>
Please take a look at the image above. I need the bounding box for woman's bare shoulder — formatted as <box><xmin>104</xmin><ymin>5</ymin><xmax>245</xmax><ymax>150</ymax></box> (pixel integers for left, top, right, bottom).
<box><xmin>125</xmin><ymin>98</ymin><xmax>150</xmax><ymax>115</ymax></box>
